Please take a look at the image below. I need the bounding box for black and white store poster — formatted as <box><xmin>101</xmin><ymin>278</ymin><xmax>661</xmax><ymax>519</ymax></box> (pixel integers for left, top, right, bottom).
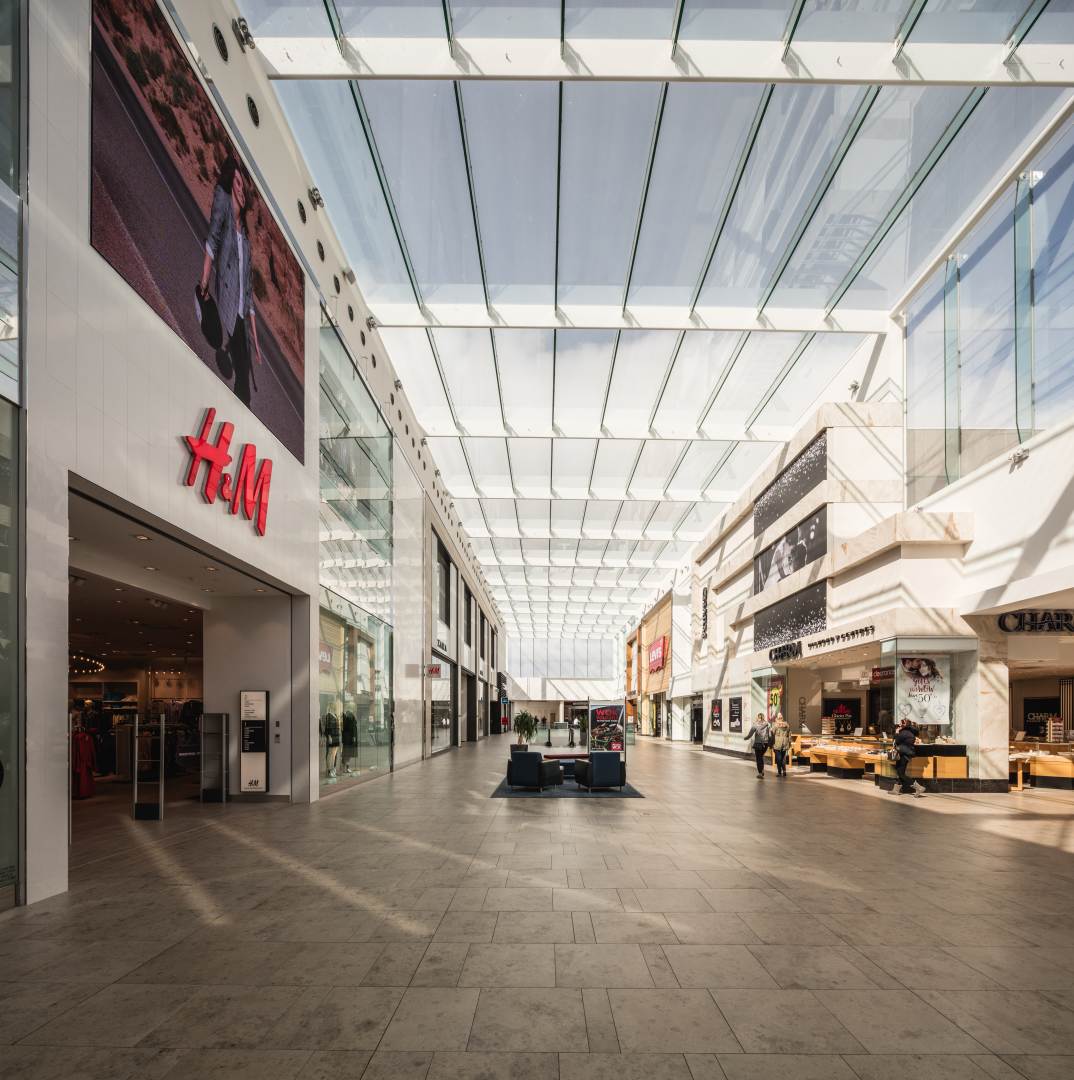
<box><xmin>754</xmin><ymin>506</ymin><xmax>827</xmax><ymax>594</ymax></box>
<box><xmin>729</xmin><ymin>696</ymin><xmax>743</xmax><ymax>733</ymax></box>
<box><xmin>711</xmin><ymin>698</ymin><xmax>722</xmax><ymax>731</ymax></box>
<box><xmin>240</xmin><ymin>690</ymin><xmax>270</xmax><ymax>792</ymax></box>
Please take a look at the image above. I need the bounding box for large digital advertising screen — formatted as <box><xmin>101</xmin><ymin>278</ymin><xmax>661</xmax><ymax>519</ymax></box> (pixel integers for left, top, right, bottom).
<box><xmin>91</xmin><ymin>0</ymin><xmax>306</xmax><ymax>461</ymax></box>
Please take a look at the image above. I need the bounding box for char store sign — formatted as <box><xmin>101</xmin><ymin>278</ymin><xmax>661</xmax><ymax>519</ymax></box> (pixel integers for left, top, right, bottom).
<box><xmin>184</xmin><ymin>409</ymin><xmax>273</xmax><ymax>536</ymax></box>
<box><xmin>648</xmin><ymin>635</ymin><xmax>667</xmax><ymax>673</ymax></box>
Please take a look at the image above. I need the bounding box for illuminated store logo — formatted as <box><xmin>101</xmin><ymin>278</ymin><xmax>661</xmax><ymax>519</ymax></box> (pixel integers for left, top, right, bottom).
<box><xmin>997</xmin><ymin>610</ymin><xmax>1074</xmax><ymax>633</ymax></box>
<box><xmin>184</xmin><ymin>408</ymin><xmax>272</xmax><ymax>536</ymax></box>
<box><xmin>648</xmin><ymin>636</ymin><xmax>667</xmax><ymax>673</ymax></box>
<box><xmin>768</xmin><ymin>640</ymin><xmax>802</xmax><ymax>663</ymax></box>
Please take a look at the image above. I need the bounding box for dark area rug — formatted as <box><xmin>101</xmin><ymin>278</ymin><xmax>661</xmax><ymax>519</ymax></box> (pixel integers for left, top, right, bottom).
<box><xmin>491</xmin><ymin>779</ymin><xmax>644</xmax><ymax>799</ymax></box>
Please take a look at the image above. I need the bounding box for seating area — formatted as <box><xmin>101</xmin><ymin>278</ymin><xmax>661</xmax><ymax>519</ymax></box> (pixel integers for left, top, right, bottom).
<box><xmin>506</xmin><ymin>745</ymin><xmax>625</xmax><ymax>793</ymax></box>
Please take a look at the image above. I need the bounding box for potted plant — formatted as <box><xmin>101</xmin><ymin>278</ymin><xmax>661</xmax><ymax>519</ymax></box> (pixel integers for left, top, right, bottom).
<box><xmin>577</xmin><ymin>712</ymin><xmax>588</xmax><ymax>746</ymax></box>
<box><xmin>513</xmin><ymin>710</ymin><xmax>538</xmax><ymax>747</ymax></box>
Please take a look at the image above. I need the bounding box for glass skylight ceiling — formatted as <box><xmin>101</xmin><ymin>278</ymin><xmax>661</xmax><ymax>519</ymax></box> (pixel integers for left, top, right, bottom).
<box><xmin>239</xmin><ymin>0</ymin><xmax>1074</xmax><ymax>637</ymax></box>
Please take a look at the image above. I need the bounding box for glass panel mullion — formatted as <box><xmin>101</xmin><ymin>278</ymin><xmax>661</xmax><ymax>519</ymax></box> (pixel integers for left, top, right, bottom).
<box><xmin>943</xmin><ymin>254</ymin><xmax>961</xmax><ymax>485</ymax></box>
<box><xmin>1014</xmin><ymin>171</ymin><xmax>1035</xmax><ymax>442</ymax></box>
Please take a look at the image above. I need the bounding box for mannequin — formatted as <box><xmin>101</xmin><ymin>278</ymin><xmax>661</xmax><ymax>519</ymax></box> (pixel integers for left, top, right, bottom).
<box><xmin>323</xmin><ymin>711</ymin><xmax>341</xmax><ymax>778</ymax></box>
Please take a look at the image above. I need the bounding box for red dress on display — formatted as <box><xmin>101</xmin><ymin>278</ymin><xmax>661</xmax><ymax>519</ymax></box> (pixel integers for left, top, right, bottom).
<box><xmin>71</xmin><ymin>730</ymin><xmax>96</xmax><ymax>799</ymax></box>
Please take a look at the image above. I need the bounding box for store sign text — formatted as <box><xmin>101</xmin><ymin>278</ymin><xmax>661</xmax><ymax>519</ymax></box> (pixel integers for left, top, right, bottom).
<box><xmin>184</xmin><ymin>408</ymin><xmax>272</xmax><ymax>536</ymax></box>
<box><xmin>769</xmin><ymin>640</ymin><xmax>802</xmax><ymax>663</ymax></box>
<box><xmin>700</xmin><ymin>587</ymin><xmax>709</xmax><ymax>640</ymax></box>
<box><xmin>648</xmin><ymin>636</ymin><xmax>667</xmax><ymax>673</ymax></box>
<box><xmin>807</xmin><ymin>624</ymin><xmax>876</xmax><ymax>650</ymax></box>
<box><xmin>997</xmin><ymin>610</ymin><xmax>1074</xmax><ymax>633</ymax></box>
<box><xmin>871</xmin><ymin>666</ymin><xmax>895</xmax><ymax>683</ymax></box>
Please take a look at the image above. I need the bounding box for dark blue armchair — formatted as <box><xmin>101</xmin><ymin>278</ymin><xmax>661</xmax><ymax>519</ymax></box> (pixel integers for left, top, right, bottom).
<box><xmin>575</xmin><ymin>751</ymin><xmax>625</xmax><ymax>791</ymax></box>
<box><xmin>507</xmin><ymin>751</ymin><xmax>562</xmax><ymax>791</ymax></box>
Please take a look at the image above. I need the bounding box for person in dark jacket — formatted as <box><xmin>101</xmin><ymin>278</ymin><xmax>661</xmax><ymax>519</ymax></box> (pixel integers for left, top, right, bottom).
<box><xmin>743</xmin><ymin>713</ymin><xmax>773</xmax><ymax>778</ymax></box>
<box><xmin>892</xmin><ymin>716</ymin><xmax>925</xmax><ymax>797</ymax></box>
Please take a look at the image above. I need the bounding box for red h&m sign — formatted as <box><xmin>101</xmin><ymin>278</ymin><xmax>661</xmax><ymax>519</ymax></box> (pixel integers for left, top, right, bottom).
<box><xmin>648</xmin><ymin>635</ymin><xmax>667</xmax><ymax>673</ymax></box>
<box><xmin>184</xmin><ymin>409</ymin><xmax>272</xmax><ymax>536</ymax></box>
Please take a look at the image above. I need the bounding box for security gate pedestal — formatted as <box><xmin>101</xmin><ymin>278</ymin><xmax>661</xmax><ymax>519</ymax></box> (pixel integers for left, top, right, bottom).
<box><xmin>132</xmin><ymin>714</ymin><xmax>165</xmax><ymax>821</ymax></box>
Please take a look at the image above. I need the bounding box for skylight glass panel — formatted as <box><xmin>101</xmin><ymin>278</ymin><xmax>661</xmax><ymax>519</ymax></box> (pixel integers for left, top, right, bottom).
<box><xmin>450</xmin><ymin>1</ymin><xmax>560</xmax><ymax>36</ymax></box>
<box><xmin>361</xmin><ymin>81</ymin><xmax>484</xmax><ymax>306</ymax></box>
<box><xmin>754</xmin><ymin>334</ymin><xmax>868</xmax><ymax>430</ymax></box>
<box><xmin>590</xmin><ymin>439</ymin><xmax>642</xmax><ymax>498</ymax></box>
<box><xmin>455</xmin><ymin>499</ymin><xmax>488</xmax><ymax>536</ymax></box>
<box><xmin>522</xmin><ymin>539</ymin><xmax>552</xmax><ymax>565</ymax></box>
<box><xmin>1028</xmin><ymin>4</ymin><xmax>1074</xmax><ymax>44</ymax></box>
<box><xmin>465</xmin><ymin>438</ymin><xmax>514</xmax><ymax>496</ymax></box>
<box><xmin>703</xmin><ymin>333</ymin><xmax>803</xmax><ymax>433</ymax></box>
<box><xmin>554</xmin><ymin>331</ymin><xmax>618</xmax><ymax>434</ymax></box>
<box><xmin>516</xmin><ymin>500</ymin><xmax>552</xmax><ymax>536</ymax></box>
<box><xmin>461</xmin><ymin>82</ymin><xmax>557</xmax><ymax>308</ymax></box>
<box><xmin>652</xmin><ymin>332</ymin><xmax>740</xmax><ymax>435</ymax></box>
<box><xmin>676</xmin><ymin>502</ymin><xmax>718</xmax><ymax>540</ymax></box>
<box><xmin>432</xmin><ymin>329</ymin><xmax>504</xmax><ymax>435</ymax></box>
<box><xmin>481</xmin><ymin>499</ymin><xmax>520</xmax><ymax>537</ymax></box>
<box><xmin>550</xmin><ymin>542</ymin><xmax>579</xmax><ymax>567</ymax></box>
<box><xmin>837</xmin><ymin>86</ymin><xmax>1068</xmax><ymax>312</ymax></box>
<box><xmin>551</xmin><ymin>499</ymin><xmax>587</xmax><ymax>536</ymax></box>
<box><xmin>494</xmin><ymin>537</ymin><xmax>525</xmax><ymax>564</ymax></box>
<box><xmin>558</xmin><ymin>82</ymin><xmax>664</xmax><ymax>307</ymax></box>
<box><xmin>645</xmin><ymin>501</ymin><xmax>693</xmax><ymax>539</ymax></box>
<box><xmin>629</xmin><ymin>440</ymin><xmax>688</xmax><ymax>497</ymax></box>
<box><xmin>336</xmin><ymin>2</ymin><xmax>447</xmax><ymax>37</ymax></box>
<box><xmin>680</xmin><ymin>0</ymin><xmax>792</xmax><ymax>40</ymax></box>
<box><xmin>426</xmin><ymin>437</ymin><xmax>476</xmax><ymax>496</ymax></box>
<box><xmin>595</xmin><ymin>568</ymin><xmax>621</xmax><ymax>586</ymax></box>
<box><xmin>696</xmin><ymin>83</ymin><xmax>865</xmax><ymax>309</ymax></box>
<box><xmin>603</xmin><ymin>539</ymin><xmax>635</xmax><ymax>564</ymax></box>
<box><xmin>619</xmin><ymin>566</ymin><xmax>647</xmax><ymax>585</ymax></box>
<box><xmin>566</xmin><ymin>0</ymin><xmax>677</xmax><ymax>37</ymax></box>
<box><xmin>627</xmin><ymin>84</ymin><xmax>767</xmax><ymax>308</ymax></box>
<box><xmin>615</xmin><ymin>501</ymin><xmax>658</xmax><ymax>538</ymax></box>
<box><xmin>552</xmin><ymin>439</ymin><xmax>597</xmax><ymax>497</ymax></box>
<box><xmin>632</xmin><ymin>540</ymin><xmax>666</xmax><ymax>563</ymax></box>
<box><xmin>574</xmin><ymin>565</ymin><xmax>599</xmax><ymax>584</ymax></box>
<box><xmin>273</xmin><ymin>79</ymin><xmax>414</xmax><ymax>311</ymax></box>
<box><xmin>665</xmin><ymin>440</ymin><xmax>732</xmax><ymax>499</ymax></box>
<box><xmin>706</xmin><ymin>440</ymin><xmax>778</xmax><ymax>497</ymax></box>
<box><xmin>495</xmin><ymin>330</ymin><xmax>554</xmax><ymax>435</ymax></box>
<box><xmin>767</xmin><ymin>85</ymin><xmax>969</xmax><ymax>309</ymax></box>
<box><xmin>913</xmin><ymin>0</ymin><xmax>1027</xmax><ymax>44</ymax></box>
<box><xmin>507</xmin><ymin>437</ymin><xmax>552</xmax><ymax>495</ymax></box>
<box><xmin>576</xmin><ymin>542</ymin><xmax>606</xmax><ymax>566</ymax></box>
<box><xmin>603</xmin><ymin>331</ymin><xmax>681</xmax><ymax>435</ymax></box>
<box><xmin>796</xmin><ymin>0</ymin><xmax>909</xmax><ymax>42</ymax></box>
<box><xmin>582</xmin><ymin>501</ymin><xmax>622</xmax><ymax>537</ymax></box>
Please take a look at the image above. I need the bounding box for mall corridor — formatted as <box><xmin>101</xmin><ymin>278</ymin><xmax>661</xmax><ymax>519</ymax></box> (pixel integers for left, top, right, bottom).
<box><xmin>3</xmin><ymin>737</ymin><xmax>1074</xmax><ymax>1079</ymax></box>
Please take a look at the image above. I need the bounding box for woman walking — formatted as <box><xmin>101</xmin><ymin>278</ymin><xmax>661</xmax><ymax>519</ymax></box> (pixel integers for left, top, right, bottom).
<box><xmin>199</xmin><ymin>157</ymin><xmax>263</xmax><ymax>407</ymax></box>
<box><xmin>772</xmin><ymin>712</ymin><xmax>792</xmax><ymax>777</ymax></box>
<box><xmin>892</xmin><ymin>716</ymin><xmax>925</xmax><ymax>797</ymax></box>
<box><xmin>743</xmin><ymin>712</ymin><xmax>773</xmax><ymax>779</ymax></box>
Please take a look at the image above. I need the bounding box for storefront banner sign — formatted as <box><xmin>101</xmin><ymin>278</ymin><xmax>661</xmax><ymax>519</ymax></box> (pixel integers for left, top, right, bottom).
<box><xmin>896</xmin><ymin>657</ymin><xmax>951</xmax><ymax>726</ymax></box>
<box><xmin>729</xmin><ymin>696</ymin><xmax>743</xmax><ymax>732</ymax></box>
<box><xmin>822</xmin><ymin>697</ymin><xmax>861</xmax><ymax>735</ymax></box>
<box><xmin>1024</xmin><ymin>696</ymin><xmax>1061</xmax><ymax>733</ymax></box>
<box><xmin>426</xmin><ymin>662</ymin><xmax>443</xmax><ymax>678</ymax></box>
<box><xmin>648</xmin><ymin>636</ymin><xmax>667</xmax><ymax>673</ymax></box>
<box><xmin>754</xmin><ymin>506</ymin><xmax>827</xmax><ymax>594</ymax></box>
<box><xmin>711</xmin><ymin>698</ymin><xmax>722</xmax><ymax>731</ymax></box>
<box><xmin>769</xmin><ymin>641</ymin><xmax>802</xmax><ymax>663</ymax></box>
<box><xmin>871</xmin><ymin>666</ymin><xmax>894</xmax><ymax>683</ymax></box>
<box><xmin>318</xmin><ymin>644</ymin><xmax>333</xmax><ymax>672</ymax></box>
<box><xmin>589</xmin><ymin>701</ymin><xmax>625</xmax><ymax>752</ymax></box>
<box><xmin>239</xmin><ymin>690</ymin><xmax>269</xmax><ymax>792</ymax></box>
<box><xmin>766</xmin><ymin>676</ymin><xmax>786</xmax><ymax>723</ymax></box>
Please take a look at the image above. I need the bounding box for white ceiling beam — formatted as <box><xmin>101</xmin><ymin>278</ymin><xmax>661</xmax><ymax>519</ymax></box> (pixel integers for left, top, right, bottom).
<box><xmin>255</xmin><ymin>36</ymin><xmax>1074</xmax><ymax>86</ymax></box>
<box><xmin>370</xmin><ymin>302</ymin><xmax>889</xmax><ymax>334</ymax></box>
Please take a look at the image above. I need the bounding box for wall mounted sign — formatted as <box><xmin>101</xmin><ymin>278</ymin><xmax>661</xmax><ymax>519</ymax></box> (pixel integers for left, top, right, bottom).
<box><xmin>806</xmin><ymin>622</ymin><xmax>876</xmax><ymax>651</ymax></box>
<box><xmin>184</xmin><ymin>408</ymin><xmax>272</xmax><ymax>535</ymax></box>
<box><xmin>822</xmin><ymin>697</ymin><xmax>861</xmax><ymax>735</ymax></box>
<box><xmin>711</xmin><ymin>698</ymin><xmax>722</xmax><ymax>731</ymax></box>
<box><xmin>239</xmin><ymin>690</ymin><xmax>269</xmax><ymax>793</ymax></box>
<box><xmin>589</xmin><ymin>701</ymin><xmax>625</xmax><ymax>752</ymax></box>
<box><xmin>871</xmin><ymin>666</ymin><xmax>895</xmax><ymax>683</ymax></box>
<box><xmin>754</xmin><ymin>431</ymin><xmax>827</xmax><ymax>536</ymax></box>
<box><xmin>754</xmin><ymin>506</ymin><xmax>827</xmax><ymax>595</ymax></box>
<box><xmin>700</xmin><ymin>587</ymin><xmax>709</xmax><ymax>640</ymax></box>
<box><xmin>769</xmin><ymin>640</ymin><xmax>803</xmax><ymax>663</ymax></box>
<box><xmin>998</xmin><ymin>610</ymin><xmax>1074</xmax><ymax>632</ymax></box>
<box><xmin>426</xmin><ymin>662</ymin><xmax>443</xmax><ymax>678</ymax></box>
<box><xmin>896</xmin><ymin>656</ymin><xmax>951</xmax><ymax>726</ymax></box>
<box><xmin>318</xmin><ymin>644</ymin><xmax>333</xmax><ymax>672</ymax></box>
<box><xmin>755</xmin><ymin>582</ymin><xmax>827</xmax><ymax>651</ymax></box>
<box><xmin>648</xmin><ymin>635</ymin><xmax>667</xmax><ymax>673</ymax></box>
<box><xmin>728</xmin><ymin>696</ymin><xmax>743</xmax><ymax>732</ymax></box>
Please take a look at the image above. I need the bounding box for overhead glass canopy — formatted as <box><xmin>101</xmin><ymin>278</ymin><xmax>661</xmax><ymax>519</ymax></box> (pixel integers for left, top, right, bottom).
<box><xmin>239</xmin><ymin>0</ymin><xmax>1074</xmax><ymax>637</ymax></box>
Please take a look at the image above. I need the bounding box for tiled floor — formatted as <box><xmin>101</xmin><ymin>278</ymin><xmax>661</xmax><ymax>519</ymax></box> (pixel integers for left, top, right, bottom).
<box><xmin>3</xmin><ymin>738</ymin><xmax>1074</xmax><ymax>1079</ymax></box>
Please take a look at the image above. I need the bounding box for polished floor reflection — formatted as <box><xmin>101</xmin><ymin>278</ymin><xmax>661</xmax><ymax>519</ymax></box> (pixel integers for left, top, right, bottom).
<box><xmin>3</xmin><ymin>738</ymin><xmax>1074</xmax><ymax>1079</ymax></box>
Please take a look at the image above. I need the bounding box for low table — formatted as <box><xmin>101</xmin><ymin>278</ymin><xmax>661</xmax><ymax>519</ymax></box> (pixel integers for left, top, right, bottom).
<box><xmin>542</xmin><ymin>752</ymin><xmax>588</xmax><ymax>779</ymax></box>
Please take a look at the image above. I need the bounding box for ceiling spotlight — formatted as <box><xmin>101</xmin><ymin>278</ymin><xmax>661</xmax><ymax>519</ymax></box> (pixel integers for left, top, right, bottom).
<box><xmin>308</xmin><ymin>185</ymin><xmax>324</xmax><ymax>210</ymax></box>
<box><xmin>365</xmin><ymin>314</ymin><xmax>377</xmax><ymax>332</ymax></box>
<box><xmin>113</xmin><ymin>587</ymin><xmax>125</xmax><ymax>592</ymax></box>
<box><xmin>68</xmin><ymin>535</ymin><xmax>79</xmax><ymax>542</ymax></box>
<box><xmin>343</xmin><ymin>267</ymin><xmax>356</xmax><ymax>285</ymax></box>
<box><xmin>204</xmin><ymin>566</ymin><xmax>219</xmax><ymax>573</ymax></box>
<box><xmin>254</xmin><ymin>587</ymin><xmax>267</xmax><ymax>593</ymax></box>
<box><xmin>143</xmin><ymin>566</ymin><xmax>158</xmax><ymax>571</ymax></box>
<box><xmin>232</xmin><ymin>16</ymin><xmax>256</xmax><ymax>52</ymax></box>
<box><xmin>133</xmin><ymin>534</ymin><xmax>151</xmax><ymax>541</ymax></box>
<box><xmin>202</xmin><ymin>587</ymin><xmax>214</xmax><ymax>593</ymax></box>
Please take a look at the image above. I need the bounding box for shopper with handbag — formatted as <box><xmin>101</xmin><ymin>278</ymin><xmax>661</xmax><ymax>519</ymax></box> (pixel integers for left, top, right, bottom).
<box><xmin>891</xmin><ymin>716</ymin><xmax>925</xmax><ymax>797</ymax></box>
<box><xmin>772</xmin><ymin>712</ymin><xmax>792</xmax><ymax>778</ymax></box>
<box><xmin>743</xmin><ymin>713</ymin><xmax>773</xmax><ymax>778</ymax></box>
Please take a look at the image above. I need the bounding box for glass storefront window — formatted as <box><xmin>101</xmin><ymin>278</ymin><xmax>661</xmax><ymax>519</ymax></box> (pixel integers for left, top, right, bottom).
<box><xmin>430</xmin><ymin>661</ymin><xmax>455</xmax><ymax>752</ymax></box>
<box><xmin>0</xmin><ymin>399</ymin><xmax>17</xmax><ymax>902</ymax></box>
<box><xmin>750</xmin><ymin>667</ymin><xmax>786</xmax><ymax>729</ymax></box>
<box><xmin>318</xmin><ymin>588</ymin><xmax>391</xmax><ymax>794</ymax></box>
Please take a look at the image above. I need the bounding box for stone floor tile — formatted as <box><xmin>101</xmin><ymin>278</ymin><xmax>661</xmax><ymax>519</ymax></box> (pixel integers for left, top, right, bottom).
<box><xmin>426</xmin><ymin>1051</ymin><xmax>558</xmax><ymax>1080</ymax></box>
<box><xmin>266</xmin><ymin>942</ymin><xmax>385</xmax><ymax>986</ymax></box>
<box><xmin>639</xmin><ymin>870</ymin><xmax>707</xmax><ymax>889</ymax></box>
<box><xmin>661</xmin><ymin>946</ymin><xmax>779</xmax><ymax>990</ymax></box>
<box><xmin>746</xmin><ymin>946</ymin><xmax>880</xmax><ymax>990</ymax></box>
<box><xmin>483</xmin><ymin>888</ymin><xmax>553</xmax><ymax>912</ymax></box>
<box><xmin>153</xmin><ymin>1048</ymin><xmax>312</xmax><ymax>1078</ymax></box>
<box><xmin>580</xmin><ymin>990</ymin><xmax>620</xmax><ymax>1052</ymax></box>
<box><xmin>665</xmin><ymin>914</ymin><xmax>761</xmax><ymax>945</ymax></box>
<box><xmin>684</xmin><ymin>1054</ymin><xmax>728</xmax><ymax>1080</ymax></box>
<box><xmin>412</xmin><ymin>944</ymin><xmax>470</xmax><ymax>987</ymax></box>
<box><xmin>572</xmin><ymin>912</ymin><xmax>596</xmax><ymax>944</ymax></box>
<box><xmin>560</xmin><ymin>1052</ymin><xmax>694</xmax><ymax>1080</ymax></box>
<box><xmin>361</xmin><ymin>1051</ymin><xmax>434</xmax><ymax>1080</ymax></box>
<box><xmin>695</xmin><ymin>870</ymin><xmax>772</xmax><ymax>891</ymax></box>
<box><xmin>590</xmin><ymin>913</ymin><xmax>678</xmax><ymax>944</ymax></box>
<box><xmin>916</xmin><ymin>990</ymin><xmax>1074</xmax><ymax>1054</ymax></box>
<box><xmin>854</xmin><ymin>947</ymin><xmax>1003</xmax><ymax>990</ymax></box>
<box><xmin>458</xmin><ymin>944</ymin><xmax>556</xmax><ymax>988</ymax></box>
<box><xmin>493</xmin><ymin>911</ymin><xmax>576</xmax><ymax>943</ymax></box>
<box><xmin>608</xmin><ymin>989</ymin><xmax>740</xmax><ymax>1053</ymax></box>
<box><xmin>945</xmin><ymin>947</ymin><xmax>1074</xmax><ymax>991</ymax></box>
<box><xmin>269</xmin><ymin>986</ymin><xmax>405</xmax><ymax>1050</ymax></box>
<box><xmin>996</xmin><ymin>1057</ymin><xmax>1074</xmax><ymax>1079</ymax></box>
<box><xmin>468</xmin><ymin>988</ymin><xmax>587</xmax><ymax>1052</ymax></box>
<box><xmin>699</xmin><ymin>890</ymin><xmax>798</xmax><ymax>914</ymax></box>
<box><xmin>23</xmin><ymin>938</ymin><xmax>176</xmax><ymax>984</ymax></box>
<box><xmin>380</xmin><ymin>988</ymin><xmax>480</xmax><ymax>1052</ymax></box>
<box><xmin>817</xmin><ymin>989</ymin><xmax>987</xmax><ymax>1054</ymax></box>
<box><xmin>0</xmin><ymin>981</ymin><xmax>106</xmax><ymax>1043</ymax></box>
<box><xmin>641</xmin><ymin>944</ymin><xmax>680</xmax><ymax>988</ymax></box>
<box><xmin>842</xmin><ymin>1055</ymin><xmax>1019</xmax><ymax>1079</ymax></box>
<box><xmin>362</xmin><ymin>943</ymin><xmax>428</xmax><ymax>986</ymax></box>
<box><xmin>555</xmin><ymin>943</ymin><xmax>655</xmax><ymax>988</ymax></box>
<box><xmin>433</xmin><ymin>912</ymin><xmax>497</xmax><ymax>943</ymax></box>
<box><xmin>0</xmin><ymin>1046</ymin><xmax>183</xmax><ymax>1079</ymax></box>
<box><xmin>295</xmin><ymin>1050</ymin><xmax>374</xmax><ymax>1079</ymax></box>
<box><xmin>718</xmin><ymin>1055</ymin><xmax>858</xmax><ymax>1079</ymax></box>
<box><xmin>712</xmin><ymin>990</ymin><xmax>863</xmax><ymax>1054</ymax></box>
<box><xmin>736</xmin><ymin>914</ymin><xmax>838</xmax><ymax>945</ymax></box>
<box><xmin>633</xmin><ymin>889</ymin><xmax>713</xmax><ymax>913</ymax></box>
<box><xmin>352</xmin><ymin>912</ymin><xmax>446</xmax><ymax>942</ymax></box>
<box><xmin>553</xmin><ymin>889</ymin><xmax>625</xmax><ymax>912</ymax></box>
<box><xmin>580</xmin><ymin>870</ymin><xmax>648</xmax><ymax>890</ymax></box>
<box><xmin>506</xmin><ymin>870</ymin><xmax>570</xmax><ymax>888</ymax></box>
